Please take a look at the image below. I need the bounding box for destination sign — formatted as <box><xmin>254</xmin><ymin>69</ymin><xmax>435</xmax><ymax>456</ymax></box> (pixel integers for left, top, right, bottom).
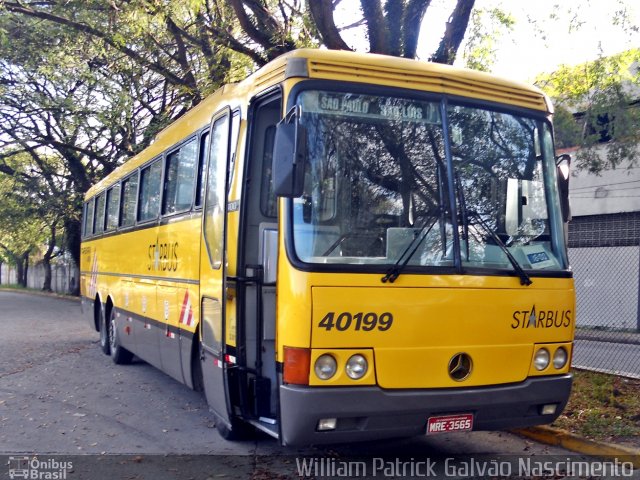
<box><xmin>300</xmin><ymin>91</ymin><xmax>441</xmax><ymax>124</ymax></box>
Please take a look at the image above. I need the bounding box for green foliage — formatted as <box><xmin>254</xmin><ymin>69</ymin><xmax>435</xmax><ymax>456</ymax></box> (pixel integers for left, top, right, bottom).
<box><xmin>0</xmin><ymin>0</ymin><xmax>480</xmax><ymax>268</ymax></box>
<box><xmin>552</xmin><ymin>105</ymin><xmax>583</xmax><ymax>150</ymax></box>
<box><xmin>536</xmin><ymin>50</ymin><xmax>640</xmax><ymax>105</ymax></box>
<box><xmin>463</xmin><ymin>7</ymin><xmax>515</xmax><ymax>72</ymax></box>
<box><xmin>0</xmin><ymin>150</ymin><xmax>70</xmax><ymax>290</ymax></box>
<box><xmin>536</xmin><ymin>49</ymin><xmax>640</xmax><ymax>173</ymax></box>
<box><xmin>0</xmin><ymin>159</ymin><xmax>45</xmax><ymax>263</ymax></box>
<box><xmin>0</xmin><ymin>0</ymin><xmax>319</xmax><ymax>265</ymax></box>
<box><xmin>553</xmin><ymin>370</ymin><xmax>640</xmax><ymax>441</ymax></box>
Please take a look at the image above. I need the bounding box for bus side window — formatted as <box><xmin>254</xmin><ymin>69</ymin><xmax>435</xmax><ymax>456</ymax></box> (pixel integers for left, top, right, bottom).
<box><xmin>260</xmin><ymin>125</ymin><xmax>277</xmax><ymax>218</ymax></box>
<box><xmin>203</xmin><ymin>114</ymin><xmax>230</xmax><ymax>269</ymax></box>
<box><xmin>83</xmin><ymin>198</ymin><xmax>95</xmax><ymax>237</ymax></box>
<box><xmin>94</xmin><ymin>193</ymin><xmax>106</xmax><ymax>235</ymax></box>
<box><xmin>120</xmin><ymin>173</ymin><xmax>138</xmax><ymax>227</ymax></box>
<box><xmin>105</xmin><ymin>184</ymin><xmax>121</xmax><ymax>231</ymax></box>
<box><xmin>195</xmin><ymin>131</ymin><xmax>210</xmax><ymax>208</ymax></box>
<box><xmin>138</xmin><ymin>159</ymin><xmax>162</xmax><ymax>222</ymax></box>
<box><xmin>163</xmin><ymin>137</ymin><xmax>198</xmax><ymax>215</ymax></box>
<box><xmin>228</xmin><ymin>111</ymin><xmax>240</xmax><ymax>189</ymax></box>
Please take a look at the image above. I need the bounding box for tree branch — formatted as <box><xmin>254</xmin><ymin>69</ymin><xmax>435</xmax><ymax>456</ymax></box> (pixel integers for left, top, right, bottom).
<box><xmin>383</xmin><ymin>0</ymin><xmax>403</xmax><ymax>57</ymax></box>
<box><xmin>227</xmin><ymin>0</ymin><xmax>276</xmax><ymax>50</ymax></box>
<box><xmin>204</xmin><ymin>22</ymin><xmax>268</xmax><ymax>66</ymax></box>
<box><xmin>430</xmin><ymin>0</ymin><xmax>475</xmax><ymax>64</ymax></box>
<box><xmin>4</xmin><ymin>2</ymin><xmax>190</xmax><ymax>89</ymax></box>
<box><xmin>307</xmin><ymin>0</ymin><xmax>352</xmax><ymax>51</ymax></box>
<box><xmin>402</xmin><ymin>0</ymin><xmax>431</xmax><ymax>58</ymax></box>
<box><xmin>360</xmin><ymin>0</ymin><xmax>389</xmax><ymax>54</ymax></box>
<box><xmin>165</xmin><ymin>16</ymin><xmax>201</xmax><ymax>103</ymax></box>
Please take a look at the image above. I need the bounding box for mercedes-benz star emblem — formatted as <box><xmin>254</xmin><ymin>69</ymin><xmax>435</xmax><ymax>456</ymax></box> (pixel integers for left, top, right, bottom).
<box><xmin>448</xmin><ymin>353</ymin><xmax>472</xmax><ymax>381</ymax></box>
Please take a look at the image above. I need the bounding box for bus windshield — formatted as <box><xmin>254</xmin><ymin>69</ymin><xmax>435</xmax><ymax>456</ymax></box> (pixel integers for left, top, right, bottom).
<box><xmin>293</xmin><ymin>89</ymin><xmax>566</xmax><ymax>274</ymax></box>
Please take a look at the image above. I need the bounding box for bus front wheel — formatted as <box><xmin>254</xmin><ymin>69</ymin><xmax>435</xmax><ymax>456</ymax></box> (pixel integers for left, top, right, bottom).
<box><xmin>216</xmin><ymin>417</ymin><xmax>253</xmax><ymax>441</ymax></box>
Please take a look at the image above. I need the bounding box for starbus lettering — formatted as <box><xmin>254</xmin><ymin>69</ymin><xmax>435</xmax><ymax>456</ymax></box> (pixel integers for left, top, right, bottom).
<box><xmin>81</xmin><ymin>246</ymin><xmax>92</xmax><ymax>264</ymax></box>
<box><xmin>511</xmin><ymin>306</ymin><xmax>572</xmax><ymax>329</ymax></box>
<box><xmin>147</xmin><ymin>238</ymin><xmax>179</xmax><ymax>272</ymax></box>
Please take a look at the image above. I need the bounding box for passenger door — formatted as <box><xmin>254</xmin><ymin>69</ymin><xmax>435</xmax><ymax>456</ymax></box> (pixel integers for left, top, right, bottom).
<box><xmin>199</xmin><ymin>110</ymin><xmax>233</xmax><ymax>427</ymax></box>
<box><xmin>238</xmin><ymin>94</ymin><xmax>281</xmax><ymax>426</ymax></box>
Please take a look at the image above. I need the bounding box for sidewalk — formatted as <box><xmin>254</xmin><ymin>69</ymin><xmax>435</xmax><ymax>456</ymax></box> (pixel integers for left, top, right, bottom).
<box><xmin>0</xmin><ymin>286</ymin><xmax>79</xmax><ymax>301</ymax></box>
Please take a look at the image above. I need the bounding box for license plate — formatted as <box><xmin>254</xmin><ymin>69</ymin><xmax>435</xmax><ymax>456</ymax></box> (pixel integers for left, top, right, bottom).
<box><xmin>426</xmin><ymin>414</ymin><xmax>474</xmax><ymax>434</ymax></box>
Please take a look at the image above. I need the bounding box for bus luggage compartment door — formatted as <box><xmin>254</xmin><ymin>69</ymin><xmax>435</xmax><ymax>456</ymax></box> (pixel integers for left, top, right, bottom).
<box><xmin>200</xmin><ymin>297</ymin><xmax>232</xmax><ymax>427</ymax></box>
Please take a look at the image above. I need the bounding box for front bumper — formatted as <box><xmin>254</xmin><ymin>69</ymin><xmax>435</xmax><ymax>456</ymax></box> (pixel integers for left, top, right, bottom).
<box><xmin>279</xmin><ymin>374</ymin><xmax>572</xmax><ymax>446</ymax></box>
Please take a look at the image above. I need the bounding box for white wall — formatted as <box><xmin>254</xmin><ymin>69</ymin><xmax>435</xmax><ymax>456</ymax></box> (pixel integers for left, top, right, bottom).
<box><xmin>569</xmin><ymin>150</ymin><xmax>640</xmax><ymax>216</ymax></box>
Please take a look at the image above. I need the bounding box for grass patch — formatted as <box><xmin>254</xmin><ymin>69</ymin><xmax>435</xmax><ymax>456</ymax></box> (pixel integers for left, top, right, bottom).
<box><xmin>0</xmin><ymin>284</ymin><xmax>31</xmax><ymax>290</ymax></box>
<box><xmin>553</xmin><ymin>370</ymin><xmax>640</xmax><ymax>446</ymax></box>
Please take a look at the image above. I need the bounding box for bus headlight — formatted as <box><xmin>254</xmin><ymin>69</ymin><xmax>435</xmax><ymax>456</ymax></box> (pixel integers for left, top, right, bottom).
<box><xmin>534</xmin><ymin>348</ymin><xmax>550</xmax><ymax>371</ymax></box>
<box><xmin>345</xmin><ymin>354</ymin><xmax>368</xmax><ymax>379</ymax></box>
<box><xmin>553</xmin><ymin>347</ymin><xmax>568</xmax><ymax>369</ymax></box>
<box><xmin>314</xmin><ymin>354</ymin><xmax>337</xmax><ymax>380</ymax></box>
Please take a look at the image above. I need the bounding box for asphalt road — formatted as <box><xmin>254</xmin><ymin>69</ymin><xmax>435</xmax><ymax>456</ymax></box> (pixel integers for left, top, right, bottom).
<box><xmin>0</xmin><ymin>290</ymin><xmax>606</xmax><ymax>479</ymax></box>
<box><xmin>573</xmin><ymin>339</ymin><xmax>640</xmax><ymax>378</ymax></box>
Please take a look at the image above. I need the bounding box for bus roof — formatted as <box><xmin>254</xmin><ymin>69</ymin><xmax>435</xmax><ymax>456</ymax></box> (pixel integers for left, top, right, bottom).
<box><xmin>86</xmin><ymin>48</ymin><xmax>551</xmax><ymax>199</ymax></box>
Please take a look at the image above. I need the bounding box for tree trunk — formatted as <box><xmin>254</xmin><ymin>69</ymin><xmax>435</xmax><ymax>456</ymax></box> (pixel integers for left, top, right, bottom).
<box><xmin>21</xmin><ymin>251</ymin><xmax>29</xmax><ymax>288</ymax></box>
<box><xmin>64</xmin><ymin>216</ymin><xmax>81</xmax><ymax>296</ymax></box>
<box><xmin>42</xmin><ymin>222</ymin><xmax>57</xmax><ymax>292</ymax></box>
<box><xmin>65</xmin><ymin>216</ymin><xmax>82</xmax><ymax>271</ymax></box>
<box><xmin>42</xmin><ymin>261</ymin><xmax>52</xmax><ymax>292</ymax></box>
<box><xmin>16</xmin><ymin>255</ymin><xmax>25</xmax><ymax>287</ymax></box>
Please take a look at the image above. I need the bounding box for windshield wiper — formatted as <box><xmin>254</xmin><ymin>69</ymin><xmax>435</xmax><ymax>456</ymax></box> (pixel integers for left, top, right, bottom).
<box><xmin>455</xmin><ymin>174</ymin><xmax>470</xmax><ymax>261</ymax></box>
<box><xmin>453</xmin><ymin>172</ymin><xmax>531</xmax><ymax>286</ymax></box>
<box><xmin>381</xmin><ymin>209</ymin><xmax>440</xmax><ymax>284</ymax></box>
<box><xmin>468</xmin><ymin>210</ymin><xmax>533</xmax><ymax>286</ymax></box>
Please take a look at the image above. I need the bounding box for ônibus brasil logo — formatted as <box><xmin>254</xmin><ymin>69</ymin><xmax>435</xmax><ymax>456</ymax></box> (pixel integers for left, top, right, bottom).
<box><xmin>8</xmin><ymin>456</ymin><xmax>72</xmax><ymax>480</ymax></box>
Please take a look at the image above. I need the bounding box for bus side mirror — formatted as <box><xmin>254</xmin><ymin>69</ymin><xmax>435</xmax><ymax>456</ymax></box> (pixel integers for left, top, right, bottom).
<box><xmin>272</xmin><ymin>118</ymin><xmax>306</xmax><ymax>198</ymax></box>
<box><xmin>556</xmin><ymin>154</ymin><xmax>571</xmax><ymax>222</ymax></box>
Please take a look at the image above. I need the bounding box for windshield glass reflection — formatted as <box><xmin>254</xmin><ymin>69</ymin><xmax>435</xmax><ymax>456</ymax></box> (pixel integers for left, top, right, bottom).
<box><xmin>291</xmin><ymin>90</ymin><xmax>566</xmax><ymax>274</ymax></box>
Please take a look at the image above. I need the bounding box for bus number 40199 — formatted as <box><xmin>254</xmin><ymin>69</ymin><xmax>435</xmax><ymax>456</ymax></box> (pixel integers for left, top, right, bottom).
<box><xmin>317</xmin><ymin>312</ymin><xmax>394</xmax><ymax>332</ymax></box>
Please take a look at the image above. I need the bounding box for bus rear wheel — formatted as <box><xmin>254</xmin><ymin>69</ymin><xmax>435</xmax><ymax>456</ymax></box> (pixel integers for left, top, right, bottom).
<box><xmin>98</xmin><ymin>307</ymin><xmax>110</xmax><ymax>356</ymax></box>
<box><xmin>109</xmin><ymin>308</ymin><xmax>133</xmax><ymax>365</ymax></box>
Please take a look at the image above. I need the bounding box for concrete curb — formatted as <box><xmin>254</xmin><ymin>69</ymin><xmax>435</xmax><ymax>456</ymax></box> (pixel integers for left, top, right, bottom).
<box><xmin>0</xmin><ymin>287</ymin><xmax>79</xmax><ymax>302</ymax></box>
<box><xmin>513</xmin><ymin>426</ymin><xmax>640</xmax><ymax>467</ymax></box>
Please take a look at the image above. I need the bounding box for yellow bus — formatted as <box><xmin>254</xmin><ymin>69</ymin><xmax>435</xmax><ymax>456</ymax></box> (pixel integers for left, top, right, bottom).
<box><xmin>80</xmin><ymin>49</ymin><xmax>575</xmax><ymax>446</ymax></box>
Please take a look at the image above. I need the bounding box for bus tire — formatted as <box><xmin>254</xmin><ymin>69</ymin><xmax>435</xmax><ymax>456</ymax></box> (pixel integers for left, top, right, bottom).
<box><xmin>98</xmin><ymin>307</ymin><xmax>110</xmax><ymax>356</ymax></box>
<box><xmin>216</xmin><ymin>417</ymin><xmax>253</xmax><ymax>441</ymax></box>
<box><xmin>109</xmin><ymin>308</ymin><xmax>133</xmax><ymax>365</ymax></box>
<box><xmin>192</xmin><ymin>339</ymin><xmax>204</xmax><ymax>393</ymax></box>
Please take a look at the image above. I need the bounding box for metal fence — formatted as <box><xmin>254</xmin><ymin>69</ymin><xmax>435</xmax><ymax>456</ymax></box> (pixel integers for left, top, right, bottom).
<box><xmin>0</xmin><ymin>261</ymin><xmax>79</xmax><ymax>296</ymax></box>
<box><xmin>1</xmin><ymin>246</ymin><xmax>637</xmax><ymax>378</ymax></box>
<box><xmin>569</xmin><ymin>244</ymin><xmax>640</xmax><ymax>378</ymax></box>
